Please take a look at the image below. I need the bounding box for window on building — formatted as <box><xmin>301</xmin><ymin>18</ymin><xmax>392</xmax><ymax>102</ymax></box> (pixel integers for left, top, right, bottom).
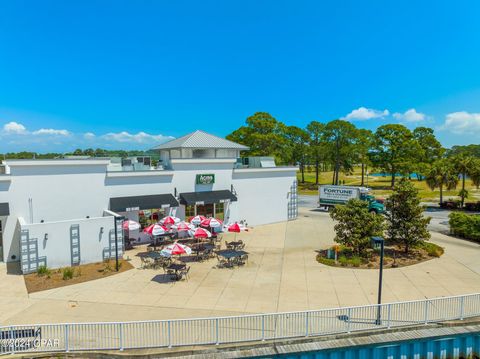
<box><xmin>185</xmin><ymin>205</ymin><xmax>196</xmax><ymax>218</ymax></box>
<box><xmin>192</xmin><ymin>149</ymin><xmax>209</xmax><ymax>158</ymax></box>
<box><xmin>215</xmin><ymin>202</ymin><xmax>224</xmax><ymax>220</ymax></box>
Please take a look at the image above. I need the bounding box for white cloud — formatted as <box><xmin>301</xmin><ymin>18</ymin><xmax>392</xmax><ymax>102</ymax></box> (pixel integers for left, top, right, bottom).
<box><xmin>0</xmin><ymin>120</ymin><xmax>174</xmax><ymax>152</ymax></box>
<box><xmin>33</xmin><ymin>128</ymin><xmax>70</xmax><ymax>136</ymax></box>
<box><xmin>344</xmin><ymin>107</ymin><xmax>389</xmax><ymax>121</ymax></box>
<box><xmin>3</xmin><ymin>121</ymin><xmax>27</xmax><ymax>134</ymax></box>
<box><xmin>102</xmin><ymin>131</ymin><xmax>173</xmax><ymax>144</ymax></box>
<box><xmin>393</xmin><ymin>108</ymin><xmax>426</xmax><ymax>123</ymax></box>
<box><xmin>441</xmin><ymin>111</ymin><xmax>480</xmax><ymax>134</ymax></box>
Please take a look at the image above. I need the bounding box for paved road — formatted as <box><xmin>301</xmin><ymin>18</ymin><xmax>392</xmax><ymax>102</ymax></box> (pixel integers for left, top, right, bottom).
<box><xmin>299</xmin><ymin>195</ymin><xmax>455</xmax><ymax>234</ymax></box>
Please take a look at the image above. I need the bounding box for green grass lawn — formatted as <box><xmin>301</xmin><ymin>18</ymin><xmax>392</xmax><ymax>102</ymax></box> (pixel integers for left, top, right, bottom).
<box><xmin>297</xmin><ymin>167</ymin><xmax>480</xmax><ymax>202</ymax></box>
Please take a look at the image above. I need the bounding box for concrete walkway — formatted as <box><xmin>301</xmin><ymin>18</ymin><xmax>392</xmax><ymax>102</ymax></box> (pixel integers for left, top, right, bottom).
<box><xmin>1</xmin><ymin>207</ymin><xmax>480</xmax><ymax>325</ymax></box>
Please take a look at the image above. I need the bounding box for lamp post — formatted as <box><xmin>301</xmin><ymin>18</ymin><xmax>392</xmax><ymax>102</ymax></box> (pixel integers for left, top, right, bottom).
<box><xmin>114</xmin><ymin>215</ymin><xmax>125</xmax><ymax>272</ymax></box>
<box><xmin>371</xmin><ymin>236</ymin><xmax>385</xmax><ymax>325</ymax></box>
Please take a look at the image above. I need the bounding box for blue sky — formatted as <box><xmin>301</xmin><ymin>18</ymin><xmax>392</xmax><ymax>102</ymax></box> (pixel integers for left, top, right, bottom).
<box><xmin>1</xmin><ymin>0</ymin><xmax>480</xmax><ymax>152</ymax></box>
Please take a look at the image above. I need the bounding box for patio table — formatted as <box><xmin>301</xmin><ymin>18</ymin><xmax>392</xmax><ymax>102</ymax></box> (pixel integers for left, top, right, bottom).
<box><xmin>216</xmin><ymin>250</ymin><xmax>249</xmax><ymax>267</ymax></box>
<box><xmin>166</xmin><ymin>263</ymin><xmax>187</xmax><ymax>281</ymax></box>
<box><xmin>146</xmin><ymin>251</ymin><xmax>163</xmax><ymax>259</ymax></box>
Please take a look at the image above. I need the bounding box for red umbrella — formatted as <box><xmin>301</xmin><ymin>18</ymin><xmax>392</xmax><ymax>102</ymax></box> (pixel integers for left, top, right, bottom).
<box><xmin>143</xmin><ymin>223</ymin><xmax>168</xmax><ymax>236</ymax></box>
<box><xmin>200</xmin><ymin>217</ymin><xmax>223</xmax><ymax>228</ymax></box>
<box><xmin>228</xmin><ymin>223</ymin><xmax>241</xmax><ymax>233</ymax></box>
<box><xmin>193</xmin><ymin>227</ymin><xmax>212</xmax><ymax>239</ymax></box>
<box><xmin>160</xmin><ymin>243</ymin><xmax>192</xmax><ymax>256</ymax></box>
<box><xmin>160</xmin><ymin>216</ymin><xmax>180</xmax><ymax>226</ymax></box>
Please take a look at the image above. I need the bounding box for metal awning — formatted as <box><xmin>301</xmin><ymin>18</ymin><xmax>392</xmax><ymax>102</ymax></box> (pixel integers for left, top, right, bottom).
<box><xmin>109</xmin><ymin>194</ymin><xmax>179</xmax><ymax>212</ymax></box>
<box><xmin>179</xmin><ymin>190</ymin><xmax>237</xmax><ymax>205</ymax></box>
<box><xmin>0</xmin><ymin>203</ymin><xmax>9</xmax><ymax>216</ymax></box>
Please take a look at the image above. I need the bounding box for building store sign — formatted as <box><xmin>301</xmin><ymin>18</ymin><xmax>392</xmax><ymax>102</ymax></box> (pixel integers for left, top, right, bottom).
<box><xmin>196</xmin><ymin>174</ymin><xmax>215</xmax><ymax>185</ymax></box>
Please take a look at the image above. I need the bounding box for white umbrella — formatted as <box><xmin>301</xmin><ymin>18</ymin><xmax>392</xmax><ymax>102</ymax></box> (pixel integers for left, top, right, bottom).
<box><xmin>143</xmin><ymin>223</ymin><xmax>169</xmax><ymax>236</ymax></box>
<box><xmin>160</xmin><ymin>216</ymin><xmax>181</xmax><ymax>226</ymax></box>
<box><xmin>172</xmin><ymin>221</ymin><xmax>195</xmax><ymax>232</ymax></box>
<box><xmin>200</xmin><ymin>217</ymin><xmax>223</xmax><ymax>228</ymax></box>
<box><xmin>189</xmin><ymin>215</ymin><xmax>206</xmax><ymax>226</ymax></box>
<box><xmin>123</xmin><ymin>220</ymin><xmax>141</xmax><ymax>231</ymax></box>
<box><xmin>160</xmin><ymin>243</ymin><xmax>192</xmax><ymax>257</ymax></box>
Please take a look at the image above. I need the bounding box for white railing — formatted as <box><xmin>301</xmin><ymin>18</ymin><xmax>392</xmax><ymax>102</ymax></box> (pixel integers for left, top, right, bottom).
<box><xmin>1</xmin><ymin>293</ymin><xmax>479</xmax><ymax>355</ymax></box>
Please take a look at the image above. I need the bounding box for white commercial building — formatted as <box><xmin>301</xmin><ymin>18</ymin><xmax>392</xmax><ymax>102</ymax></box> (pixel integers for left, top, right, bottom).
<box><xmin>0</xmin><ymin>131</ymin><xmax>298</xmax><ymax>273</ymax></box>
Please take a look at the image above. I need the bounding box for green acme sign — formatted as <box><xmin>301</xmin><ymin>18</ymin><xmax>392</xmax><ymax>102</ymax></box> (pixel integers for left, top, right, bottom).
<box><xmin>196</xmin><ymin>174</ymin><xmax>215</xmax><ymax>185</ymax></box>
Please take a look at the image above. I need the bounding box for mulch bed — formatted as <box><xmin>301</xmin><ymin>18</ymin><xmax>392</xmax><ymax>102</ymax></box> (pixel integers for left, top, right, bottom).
<box><xmin>317</xmin><ymin>243</ymin><xmax>444</xmax><ymax>269</ymax></box>
<box><xmin>24</xmin><ymin>259</ymin><xmax>133</xmax><ymax>293</ymax></box>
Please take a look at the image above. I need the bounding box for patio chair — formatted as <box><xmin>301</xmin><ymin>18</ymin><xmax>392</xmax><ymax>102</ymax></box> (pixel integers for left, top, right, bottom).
<box><xmin>225</xmin><ymin>241</ymin><xmax>234</xmax><ymax>250</ymax></box>
<box><xmin>237</xmin><ymin>254</ymin><xmax>248</xmax><ymax>266</ymax></box>
<box><xmin>236</xmin><ymin>241</ymin><xmax>245</xmax><ymax>250</ymax></box>
<box><xmin>140</xmin><ymin>257</ymin><xmax>152</xmax><ymax>269</ymax></box>
<box><xmin>179</xmin><ymin>266</ymin><xmax>190</xmax><ymax>281</ymax></box>
<box><xmin>216</xmin><ymin>254</ymin><xmax>228</xmax><ymax>268</ymax></box>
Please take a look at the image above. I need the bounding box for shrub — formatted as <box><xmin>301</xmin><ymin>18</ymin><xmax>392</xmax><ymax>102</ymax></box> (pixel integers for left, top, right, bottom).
<box><xmin>338</xmin><ymin>255</ymin><xmax>348</xmax><ymax>266</ymax></box>
<box><xmin>416</xmin><ymin>242</ymin><xmax>444</xmax><ymax>258</ymax></box>
<box><xmin>449</xmin><ymin>212</ymin><xmax>480</xmax><ymax>241</ymax></box>
<box><xmin>37</xmin><ymin>265</ymin><xmax>51</xmax><ymax>277</ymax></box>
<box><xmin>317</xmin><ymin>256</ymin><xmax>335</xmax><ymax>266</ymax></box>
<box><xmin>350</xmin><ymin>256</ymin><xmax>361</xmax><ymax>267</ymax></box>
<box><xmin>62</xmin><ymin>267</ymin><xmax>74</xmax><ymax>280</ymax></box>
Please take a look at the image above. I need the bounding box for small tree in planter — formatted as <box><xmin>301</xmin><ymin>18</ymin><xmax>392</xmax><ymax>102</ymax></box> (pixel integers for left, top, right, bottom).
<box><xmin>330</xmin><ymin>199</ymin><xmax>385</xmax><ymax>256</ymax></box>
<box><xmin>385</xmin><ymin>178</ymin><xmax>431</xmax><ymax>253</ymax></box>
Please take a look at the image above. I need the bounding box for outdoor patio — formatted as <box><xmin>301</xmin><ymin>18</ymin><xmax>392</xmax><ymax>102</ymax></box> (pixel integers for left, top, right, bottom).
<box><xmin>2</xmin><ymin>207</ymin><xmax>480</xmax><ymax>325</ymax></box>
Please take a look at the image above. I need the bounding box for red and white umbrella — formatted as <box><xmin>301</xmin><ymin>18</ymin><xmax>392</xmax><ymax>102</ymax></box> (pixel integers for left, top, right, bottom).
<box><xmin>143</xmin><ymin>223</ymin><xmax>168</xmax><ymax>236</ymax></box>
<box><xmin>160</xmin><ymin>243</ymin><xmax>192</xmax><ymax>257</ymax></box>
<box><xmin>227</xmin><ymin>223</ymin><xmax>242</xmax><ymax>233</ymax></box>
<box><xmin>189</xmin><ymin>215</ymin><xmax>206</xmax><ymax>226</ymax></box>
<box><xmin>227</xmin><ymin>222</ymin><xmax>248</xmax><ymax>232</ymax></box>
<box><xmin>160</xmin><ymin>216</ymin><xmax>180</xmax><ymax>226</ymax></box>
<box><xmin>172</xmin><ymin>221</ymin><xmax>195</xmax><ymax>232</ymax></box>
<box><xmin>200</xmin><ymin>217</ymin><xmax>223</xmax><ymax>228</ymax></box>
<box><xmin>192</xmin><ymin>227</ymin><xmax>212</xmax><ymax>239</ymax></box>
<box><xmin>123</xmin><ymin>220</ymin><xmax>141</xmax><ymax>231</ymax></box>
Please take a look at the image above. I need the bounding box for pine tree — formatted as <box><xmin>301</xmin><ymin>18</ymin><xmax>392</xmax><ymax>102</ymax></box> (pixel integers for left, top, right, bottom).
<box><xmin>385</xmin><ymin>178</ymin><xmax>431</xmax><ymax>253</ymax></box>
<box><xmin>330</xmin><ymin>199</ymin><xmax>385</xmax><ymax>255</ymax></box>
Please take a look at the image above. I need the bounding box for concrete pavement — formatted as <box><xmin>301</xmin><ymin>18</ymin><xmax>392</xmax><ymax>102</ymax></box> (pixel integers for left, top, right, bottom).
<box><xmin>1</xmin><ymin>206</ymin><xmax>480</xmax><ymax>325</ymax></box>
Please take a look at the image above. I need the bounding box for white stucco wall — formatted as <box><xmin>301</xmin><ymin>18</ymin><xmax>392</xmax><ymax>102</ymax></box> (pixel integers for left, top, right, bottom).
<box><xmin>232</xmin><ymin>168</ymin><xmax>297</xmax><ymax>226</ymax></box>
<box><xmin>20</xmin><ymin>215</ymin><xmax>115</xmax><ymax>269</ymax></box>
<box><xmin>0</xmin><ymin>159</ymin><xmax>297</xmax><ymax>266</ymax></box>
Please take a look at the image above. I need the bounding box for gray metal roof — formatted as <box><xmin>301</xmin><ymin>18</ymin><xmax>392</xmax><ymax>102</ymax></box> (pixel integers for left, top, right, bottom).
<box><xmin>152</xmin><ymin>130</ymin><xmax>249</xmax><ymax>150</ymax></box>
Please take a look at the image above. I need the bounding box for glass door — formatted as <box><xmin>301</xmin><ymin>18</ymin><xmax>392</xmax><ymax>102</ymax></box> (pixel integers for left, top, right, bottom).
<box><xmin>196</xmin><ymin>204</ymin><xmax>214</xmax><ymax>217</ymax></box>
<box><xmin>215</xmin><ymin>202</ymin><xmax>224</xmax><ymax>220</ymax></box>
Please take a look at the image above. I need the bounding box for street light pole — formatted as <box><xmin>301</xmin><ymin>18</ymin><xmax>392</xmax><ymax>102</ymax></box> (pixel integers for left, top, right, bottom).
<box><xmin>371</xmin><ymin>236</ymin><xmax>385</xmax><ymax>325</ymax></box>
<box><xmin>113</xmin><ymin>215</ymin><xmax>125</xmax><ymax>272</ymax></box>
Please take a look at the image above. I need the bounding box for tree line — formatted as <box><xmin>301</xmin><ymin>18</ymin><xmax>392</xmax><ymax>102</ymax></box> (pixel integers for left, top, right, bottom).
<box><xmin>0</xmin><ymin>148</ymin><xmax>154</xmax><ymax>160</ymax></box>
<box><xmin>227</xmin><ymin>112</ymin><xmax>480</xmax><ymax>205</ymax></box>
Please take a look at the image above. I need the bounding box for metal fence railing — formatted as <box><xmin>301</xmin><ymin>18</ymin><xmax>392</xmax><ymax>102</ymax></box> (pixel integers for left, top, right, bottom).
<box><xmin>1</xmin><ymin>293</ymin><xmax>479</xmax><ymax>355</ymax></box>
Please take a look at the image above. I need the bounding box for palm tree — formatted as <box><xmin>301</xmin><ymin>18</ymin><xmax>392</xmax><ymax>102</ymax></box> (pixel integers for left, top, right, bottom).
<box><xmin>453</xmin><ymin>155</ymin><xmax>475</xmax><ymax>208</ymax></box>
<box><xmin>425</xmin><ymin>159</ymin><xmax>459</xmax><ymax>205</ymax></box>
<box><xmin>470</xmin><ymin>158</ymin><xmax>480</xmax><ymax>189</ymax></box>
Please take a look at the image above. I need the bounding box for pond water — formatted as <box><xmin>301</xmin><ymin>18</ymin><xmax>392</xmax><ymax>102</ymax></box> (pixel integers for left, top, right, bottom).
<box><xmin>369</xmin><ymin>172</ymin><xmax>424</xmax><ymax>180</ymax></box>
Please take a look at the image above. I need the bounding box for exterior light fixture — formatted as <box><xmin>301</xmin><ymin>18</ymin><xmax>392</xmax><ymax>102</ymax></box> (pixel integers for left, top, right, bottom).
<box><xmin>44</xmin><ymin>233</ymin><xmax>48</xmax><ymax>240</ymax></box>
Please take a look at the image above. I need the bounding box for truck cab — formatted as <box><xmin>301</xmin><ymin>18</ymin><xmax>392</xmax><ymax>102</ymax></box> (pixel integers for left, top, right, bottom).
<box><xmin>360</xmin><ymin>191</ymin><xmax>385</xmax><ymax>214</ymax></box>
